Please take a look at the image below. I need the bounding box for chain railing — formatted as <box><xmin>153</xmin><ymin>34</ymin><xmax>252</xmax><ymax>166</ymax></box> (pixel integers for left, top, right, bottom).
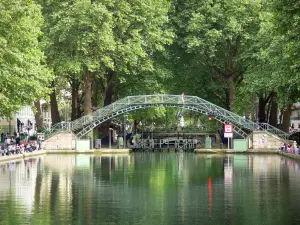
<box><xmin>45</xmin><ymin>94</ymin><xmax>289</xmax><ymax>139</ymax></box>
<box><xmin>141</xmin><ymin>126</ymin><xmax>216</xmax><ymax>133</ymax></box>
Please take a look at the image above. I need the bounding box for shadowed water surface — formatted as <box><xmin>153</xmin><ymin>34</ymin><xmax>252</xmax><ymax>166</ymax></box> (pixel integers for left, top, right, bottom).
<box><xmin>0</xmin><ymin>153</ymin><xmax>300</xmax><ymax>225</ymax></box>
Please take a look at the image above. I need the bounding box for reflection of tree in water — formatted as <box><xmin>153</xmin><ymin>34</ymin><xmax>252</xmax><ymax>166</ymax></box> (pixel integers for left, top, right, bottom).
<box><xmin>0</xmin><ymin>154</ymin><xmax>226</xmax><ymax>224</ymax></box>
<box><xmin>0</xmin><ymin>157</ymin><xmax>41</xmax><ymax>224</ymax></box>
<box><xmin>3</xmin><ymin>154</ymin><xmax>299</xmax><ymax>224</ymax></box>
<box><xmin>177</xmin><ymin>152</ymin><xmax>184</xmax><ymax>177</ymax></box>
<box><xmin>49</xmin><ymin>172</ymin><xmax>60</xmax><ymax>213</ymax></box>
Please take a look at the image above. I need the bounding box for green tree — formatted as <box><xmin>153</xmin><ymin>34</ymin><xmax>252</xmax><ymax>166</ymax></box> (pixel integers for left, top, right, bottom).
<box><xmin>271</xmin><ymin>0</ymin><xmax>300</xmax><ymax>130</ymax></box>
<box><xmin>239</xmin><ymin>1</ymin><xmax>300</xmax><ymax>130</ymax></box>
<box><xmin>0</xmin><ymin>0</ymin><xmax>52</xmax><ymax>116</ymax></box>
<box><xmin>172</xmin><ymin>0</ymin><xmax>263</xmax><ymax>110</ymax></box>
<box><xmin>272</xmin><ymin>0</ymin><xmax>300</xmax><ymax>78</ymax></box>
<box><xmin>39</xmin><ymin>0</ymin><xmax>173</xmax><ymax>123</ymax></box>
<box><xmin>39</xmin><ymin>0</ymin><xmax>115</xmax><ymax>119</ymax></box>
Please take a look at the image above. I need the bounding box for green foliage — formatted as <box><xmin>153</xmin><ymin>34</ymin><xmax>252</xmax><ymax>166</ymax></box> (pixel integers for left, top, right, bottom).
<box><xmin>3</xmin><ymin>0</ymin><xmax>300</xmax><ymax>125</ymax></box>
<box><xmin>168</xmin><ymin>0</ymin><xmax>264</xmax><ymax>110</ymax></box>
<box><xmin>40</xmin><ymin>0</ymin><xmax>173</xmax><ymax>87</ymax></box>
<box><xmin>272</xmin><ymin>0</ymin><xmax>300</xmax><ymax>74</ymax></box>
<box><xmin>271</xmin><ymin>0</ymin><xmax>300</xmax><ymax>105</ymax></box>
<box><xmin>115</xmin><ymin>53</ymin><xmax>174</xmax><ymax>97</ymax></box>
<box><xmin>241</xmin><ymin>1</ymin><xmax>300</xmax><ymax>110</ymax></box>
<box><xmin>0</xmin><ymin>0</ymin><xmax>52</xmax><ymax>116</ymax></box>
<box><xmin>40</xmin><ymin>0</ymin><xmax>115</xmax><ymax>74</ymax></box>
<box><xmin>128</xmin><ymin>107</ymin><xmax>178</xmax><ymax>128</ymax></box>
<box><xmin>111</xmin><ymin>0</ymin><xmax>174</xmax><ymax>74</ymax></box>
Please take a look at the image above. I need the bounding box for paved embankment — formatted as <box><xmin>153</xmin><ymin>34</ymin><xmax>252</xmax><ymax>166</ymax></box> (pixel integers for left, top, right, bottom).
<box><xmin>0</xmin><ymin>148</ymin><xmax>132</xmax><ymax>163</ymax></box>
<box><xmin>278</xmin><ymin>152</ymin><xmax>300</xmax><ymax>161</ymax></box>
<box><xmin>0</xmin><ymin>151</ymin><xmax>47</xmax><ymax>163</ymax></box>
<box><xmin>1</xmin><ymin>148</ymin><xmax>286</xmax><ymax>164</ymax></box>
<box><xmin>46</xmin><ymin>148</ymin><xmax>132</xmax><ymax>154</ymax></box>
<box><xmin>95</xmin><ymin>148</ymin><xmax>132</xmax><ymax>154</ymax></box>
<box><xmin>46</xmin><ymin>149</ymin><xmax>95</xmax><ymax>154</ymax></box>
<box><xmin>194</xmin><ymin>149</ymin><xmax>279</xmax><ymax>154</ymax></box>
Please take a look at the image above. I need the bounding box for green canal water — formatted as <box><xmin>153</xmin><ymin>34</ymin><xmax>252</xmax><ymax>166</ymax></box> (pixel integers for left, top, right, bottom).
<box><xmin>0</xmin><ymin>153</ymin><xmax>300</xmax><ymax>225</ymax></box>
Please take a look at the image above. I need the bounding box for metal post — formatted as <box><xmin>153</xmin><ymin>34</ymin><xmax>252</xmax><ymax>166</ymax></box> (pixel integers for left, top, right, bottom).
<box><xmin>228</xmin><ymin>137</ymin><xmax>230</xmax><ymax>150</ymax></box>
<box><xmin>151</xmin><ymin>122</ymin><xmax>155</xmax><ymax>149</ymax></box>
<box><xmin>142</xmin><ymin>120</ymin><xmax>144</xmax><ymax>140</ymax></box>
<box><xmin>152</xmin><ymin>127</ymin><xmax>153</xmax><ymax>143</ymax></box>
<box><xmin>65</xmin><ymin>102</ymin><xmax>67</xmax><ymax>122</ymax></box>
<box><xmin>123</xmin><ymin>114</ymin><xmax>127</xmax><ymax>149</ymax></box>
<box><xmin>109</xmin><ymin>128</ymin><xmax>112</xmax><ymax>149</ymax></box>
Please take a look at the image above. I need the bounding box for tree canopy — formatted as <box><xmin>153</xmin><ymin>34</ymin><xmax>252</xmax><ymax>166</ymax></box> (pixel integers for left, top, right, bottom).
<box><xmin>1</xmin><ymin>0</ymin><xmax>300</xmax><ymax>131</ymax></box>
<box><xmin>0</xmin><ymin>0</ymin><xmax>52</xmax><ymax>116</ymax></box>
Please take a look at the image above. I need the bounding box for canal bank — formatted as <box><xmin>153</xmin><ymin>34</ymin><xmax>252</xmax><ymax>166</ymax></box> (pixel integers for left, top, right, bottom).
<box><xmin>0</xmin><ymin>148</ymin><xmax>290</xmax><ymax>164</ymax></box>
<box><xmin>0</xmin><ymin>148</ymin><xmax>132</xmax><ymax>163</ymax></box>
<box><xmin>278</xmin><ymin>152</ymin><xmax>300</xmax><ymax>161</ymax></box>
<box><xmin>0</xmin><ymin>151</ymin><xmax>47</xmax><ymax>163</ymax></box>
<box><xmin>45</xmin><ymin>148</ymin><xmax>132</xmax><ymax>154</ymax></box>
<box><xmin>194</xmin><ymin>149</ymin><xmax>279</xmax><ymax>154</ymax></box>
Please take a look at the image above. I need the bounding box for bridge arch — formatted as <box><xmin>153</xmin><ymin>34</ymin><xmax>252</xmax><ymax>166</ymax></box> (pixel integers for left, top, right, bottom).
<box><xmin>75</xmin><ymin>104</ymin><xmax>248</xmax><ymax>138</ymax></box>
<box><xmin>49</xmin><ymin>95</ymin><xmax>288</xmax><ymax>140</ymax></box>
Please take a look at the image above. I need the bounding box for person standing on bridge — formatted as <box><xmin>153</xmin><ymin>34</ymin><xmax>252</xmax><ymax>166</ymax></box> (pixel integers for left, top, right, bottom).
<box><xmin>181</xmin><ymin>92</ymin><xmax>185</xmax><ymax>104</ymax></box>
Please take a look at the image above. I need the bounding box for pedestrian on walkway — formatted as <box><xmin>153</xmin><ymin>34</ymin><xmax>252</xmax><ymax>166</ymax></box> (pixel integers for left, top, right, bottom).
<box><xmin>295</xmin><ymin>146</ymin><xmax>300</xmax><ymax>155</ymax></box>
<box><xmin>37</xmin><ymin>136</ymin><xmax>42</xmax><ymax>150</ymax></box>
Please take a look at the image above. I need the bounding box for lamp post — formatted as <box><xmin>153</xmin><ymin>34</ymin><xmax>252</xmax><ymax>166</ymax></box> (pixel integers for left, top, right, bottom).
<box><xmin>139</xmin><ymin>121</ymin><xmax>143</xmax><ymax>138</ymax></box>
<box><xmin>123</xmin><ymin>114</ymin><xmax>128</xmax><ymax>149</ymax></box>
<box><xmin>151</xmin><ymin>122</ymin><xmax>155</xmax><ymax>141</ymax></box>
<box><xmin>109</xmin><ymin>128</ymin><xmax>113</xmax><ymax>149</ymax></box>
<box><xmin>180</xmin><ymin>114</ymin><xmax>184</xmax><ymax>131</ymax></box>
<box><xmin>151</xmin><ymin>122</ymin><xmax>155</xmax><ymax>149</ymax></box>
<box><xmin>180</xmin><ymin>114</ymin><xmax>185</xmax><ymax>142</ymax></box>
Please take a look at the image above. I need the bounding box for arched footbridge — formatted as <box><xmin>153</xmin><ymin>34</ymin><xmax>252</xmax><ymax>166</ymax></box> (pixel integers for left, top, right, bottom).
<box><xmin>47</xmin><ymin>94</ymin><xmax>289</xmax><ymax>140</ymax></box>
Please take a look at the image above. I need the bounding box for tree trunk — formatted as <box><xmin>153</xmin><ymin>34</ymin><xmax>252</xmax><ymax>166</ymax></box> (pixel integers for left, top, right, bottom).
<box><xmin>34</xmin><ymin>101</ymin><xmax>43</xmax><ymax>131</ymax></box>
<box><xmin>269</xmin><ymin>100</ymin><xmax>278</xmax><ymax>127</ymax></box>
<box><xmin>282</xmin><ymin>104</ymin><xmax>292</xmax><ymax>132</ymax></box>
<box><xmin>227</xmin><ymin>74</ymin><xmax>235</xmax><ymax>111</ymax></box>
<box><xmin>224</xmin><ymin>90</ymin><xmax>230</xmax><ymax>111</ymax></box>
<box><xmin>222</xmin><ymin>73</ymin><xmax>235</xmax><ymax>111</ymax></box>
<box><xmin>92</xmin><ymin>78</ymin><xmax>100</xmax><ymax>107</ymax></box>
<box><xmin>258</xmin><ymin>97</ymin><xmax>267</xmax><ymax>123</ymax></box>
<box><xmin>104</xmin><ymin>83</ymin><xmax>114</xmax><ymax>106</ymax></box>
<box><xmin>102</xmin><ymin>70</ymin><xmax>115</xmax><ymax>106</ymax></box>
<box><xmin>83</xmin><ymin>71</ymin><xmax>93</xmax><ymax>115</ymax></box>
<box><xmin>279</xmin><ymin>109</ymin><xmax>284</xmax><ymax>124</ymax></box>
<box><xmin>50</xmin><ymin>82</ymin><xmax>61</xmax><ymax>125</ymax></box>
<box><xmin>78</xmin><ymin>92</ymin><xmax>84</xmax><ymax>117</ymax></box>
<box><xmin>266</xmin><ymin>97</ymin><xmax>272</xmax><ymax>123</ymax></box>
<box><xmin>194</xmin><ymin>116</ymin><xmax>199</xmax><ymax>126</ymax></box>
<box><xmin>71</xmin><ymin>78</ymin><xmax>80</xmax><ymax>120</ymax></box>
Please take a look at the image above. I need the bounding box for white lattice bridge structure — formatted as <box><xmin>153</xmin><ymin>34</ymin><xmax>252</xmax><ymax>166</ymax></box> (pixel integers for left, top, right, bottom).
<box><xmin>46</xmin><ymin>94</ymin><xmax>289</xmax><ymax>140</ymax></box>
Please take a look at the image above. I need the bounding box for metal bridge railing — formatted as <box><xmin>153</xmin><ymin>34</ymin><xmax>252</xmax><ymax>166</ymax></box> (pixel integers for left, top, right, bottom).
<box><xmin>44</xmin><ymin>121</ymin><xmax>72</xmax><ymax>138</ymax></box>
<box><xmin>255</xmin><ymin>123</ymin><xmax>289</xmax><ymax>139</ymax></box>
<box><xmin>45</xmin><ymin>94</ymin><xmax>289</xmax><ymax>140</ymax></box>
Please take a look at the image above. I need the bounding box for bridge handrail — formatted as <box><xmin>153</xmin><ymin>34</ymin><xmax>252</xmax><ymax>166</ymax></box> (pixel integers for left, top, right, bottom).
<box><xmin>186</xmin><ymin>95</ymin><xmax>288</xmax><ymax>139</ymax></box>
<box><xmin>141</xmin><ymin>126</ymin><xmax>216</xmax><ymax>133</ymax></box>
<box><xmin>69</xmin><ymin>97</ymin><xmax>128</xmax><ymax>130</ymax></box>
<box><xmin>44</xmin><ymin>121</ymin><xmax>73</xmax><ymax>138</ymax></box>
<box><xmin>256</xmin><ymin>123</ymin><xmax>289</xmax><ymax>139</ymax></box>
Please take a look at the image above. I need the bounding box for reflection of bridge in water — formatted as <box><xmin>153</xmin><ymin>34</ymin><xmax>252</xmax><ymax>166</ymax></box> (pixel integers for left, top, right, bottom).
<box><xmin>134</xmin><ymin>137</ymin><xmax>197</xmax><ymax>151</ymax></box>
<box><xmin>133</xmin><ymin>126</ymin><xmax>216</xmax><ymax>151</ymax></box>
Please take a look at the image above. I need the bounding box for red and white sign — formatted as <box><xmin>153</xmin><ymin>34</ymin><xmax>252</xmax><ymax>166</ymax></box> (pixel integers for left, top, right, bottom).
<box><xmin>224</xmin><ymin>124</ymin><xmax>233</xmax><ymax>138</ymax></box>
